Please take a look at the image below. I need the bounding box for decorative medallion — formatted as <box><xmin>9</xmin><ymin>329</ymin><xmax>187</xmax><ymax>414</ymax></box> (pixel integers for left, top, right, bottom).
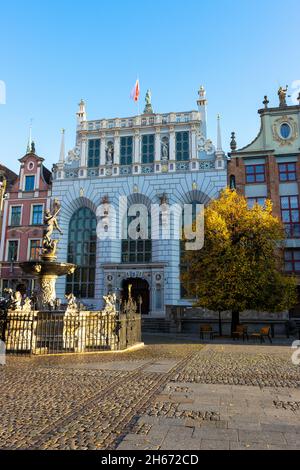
<box><xmin>272</xmin><ymin>116</ymin><xmax>298</xmax><ymax>146</ymax></box>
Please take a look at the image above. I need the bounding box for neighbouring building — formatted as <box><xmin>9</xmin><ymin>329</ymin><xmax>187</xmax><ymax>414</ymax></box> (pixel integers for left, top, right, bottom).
<box><xmin>0</xmin><ymin>164</ymin><xmax>17</xmax><ymax>243</ymax></box>
<box><xmin>0</xmin><ymin>144</ymin><xmax>52</xmax><ymax>295</ymax></box>
<box><xmin>228</xmin><ymin>87</ymin><xmax>300</xmax><ymax>317</ymax></box>
<box><xmin>51</xmin><ymin>87</ymin><xmax>227</xmax><ymax>315</ymax></box>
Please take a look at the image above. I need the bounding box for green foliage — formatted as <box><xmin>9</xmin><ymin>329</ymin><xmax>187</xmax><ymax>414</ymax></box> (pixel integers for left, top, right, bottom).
<box><xmin>181</xmin><ymin>188</ymin><xmax>297</xmax><ymax>316</ymax></box>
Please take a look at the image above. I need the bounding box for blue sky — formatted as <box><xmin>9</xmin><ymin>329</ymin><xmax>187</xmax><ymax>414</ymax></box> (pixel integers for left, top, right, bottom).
<box><xmin>0</xmin><ymin>0</ymin><xmax>299</xmax><ymax>172</ymax></box>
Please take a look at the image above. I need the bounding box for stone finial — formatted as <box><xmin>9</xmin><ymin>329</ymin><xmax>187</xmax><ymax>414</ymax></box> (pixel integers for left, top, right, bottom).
<box><xmin>230</xmin><ymin>132</ymin><xmax>237</xmax><ymax>152</ymax></box>
<box><xmin>263</xmin><ymin>95</ymin><xmax>269</xmax><ymax>108</ymax></box>
<box><xmin>31</xmin><ymin>141</ymin><xmax>36</xmax><ymax>154</ymax></box>
<box><xmin>297</xmin><ymin>92</ymin><xmax>300</xmax><ymax>106</ymax></box>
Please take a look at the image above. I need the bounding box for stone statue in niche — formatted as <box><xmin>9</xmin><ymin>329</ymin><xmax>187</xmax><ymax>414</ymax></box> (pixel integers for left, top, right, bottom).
<box><xmin>106</xmin><ymin>142</ymin><xmax>114</xmax><ymax>165</ymax></box>
<box><xmin>161</xmin><ymin>137</ymin><xmax>169</xmax><ymax>161</ymax></box>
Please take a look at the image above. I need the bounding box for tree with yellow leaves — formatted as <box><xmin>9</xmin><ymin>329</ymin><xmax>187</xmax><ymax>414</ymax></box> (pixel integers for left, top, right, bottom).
<box><xmin>181</xmin><ymin>188</ymin><xmax>297</xmax><ymax>333</ymax></box>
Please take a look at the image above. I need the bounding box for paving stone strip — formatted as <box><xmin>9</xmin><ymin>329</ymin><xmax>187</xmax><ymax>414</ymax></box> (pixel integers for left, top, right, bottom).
<box><xmin>1</xmin><ymin>343</ymin><xmax>300</xmax><ymax>450</ymax></box>
<box><xmin>22</xmin><ymin>360</ymin><xmax>156</xmax><ymax>450</ymax></box>
<box><xmin>14</xmin><ymin>354</ymin><xmax>193</xmax><ymax>450</ymax></box>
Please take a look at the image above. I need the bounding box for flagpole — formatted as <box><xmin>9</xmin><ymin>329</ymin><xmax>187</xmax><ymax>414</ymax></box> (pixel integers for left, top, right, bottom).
<box><xmin>137</xmin><ymin>74</ymin><xmax>140</xmax><ymax>116</ymax></box>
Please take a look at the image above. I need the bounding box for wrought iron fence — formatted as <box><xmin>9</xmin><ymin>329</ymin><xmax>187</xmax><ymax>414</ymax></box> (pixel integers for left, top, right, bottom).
<box><xmin>0</xmin><ymin>311</ymin><xmax>141</xmax><ymax>356</ymax></box>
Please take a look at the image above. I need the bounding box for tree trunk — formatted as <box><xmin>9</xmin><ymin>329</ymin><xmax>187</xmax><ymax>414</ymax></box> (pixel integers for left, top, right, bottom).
<box><xmin>231</xmin><ymin>310</ymin><xmax>240</xmax><ymax>335</ymax></box>
<box><xmin>218</xmin><ymin>311</ymin><xmax>222</xmax><ymax>337</ymax></box>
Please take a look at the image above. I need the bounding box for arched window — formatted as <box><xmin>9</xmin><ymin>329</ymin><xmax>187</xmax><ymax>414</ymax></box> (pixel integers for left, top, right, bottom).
<box><xmin>66</xmin><ymin>207</ymin><xmax>97</xmax><ymax>298</ymax></box>
<box><xmin>180</xmin><ymin>201</ymin><xmax>199</xmax><ymax>298</ymax></box>
<box><xmin>121</xmin><ymin>210</ymin><xmax>152</xmax><ymax>263</ymax></box>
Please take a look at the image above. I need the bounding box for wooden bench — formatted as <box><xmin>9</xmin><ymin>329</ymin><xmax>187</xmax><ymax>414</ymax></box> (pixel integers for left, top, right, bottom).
<box><xmin>249</xmin><ymin>326</ymin><xmax>272</xmax><ymax>344</ymax></box>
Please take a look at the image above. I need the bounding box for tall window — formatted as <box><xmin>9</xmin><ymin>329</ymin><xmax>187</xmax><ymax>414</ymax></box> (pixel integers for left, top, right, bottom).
<box><xmin>247</xmin><ymin>197</ymin><xmax>265</xmax><ymax>209</ymax></box>
<box><xmin>29</xmin><ymin>240</ymin><xmax>40</xmax><ymax>260</ymax></box>
<box><xmin>281</xmin><ymin>195</ymin><xmax>300</xmax><ymax>238</ymax></box>
<box><xmin>180</xmin><ymin>201</ymin><xmax>198</xmax><ymax>298</ymax></box>
<box><xmin>25</xmin><ymin>175</ymin><xmax>35</xmax><ymax>191</ymax></box>
<box><xmin>66</xmin><ymin>207</ymin><xmax>97</xmax><ymax>298</ymax></box>
<box><xmin>142</xmin><ymin>134</ymin><xmax>154</xmax><ymax>163</ymax></box>
<box><xmin>120</xmin><ymin>136</ymin><xmax>133</xmax><ymax>165</ymax></box>
<box><xmin>7</xmin><ymin>240</ymin><xmax>18</xmax><ymax>262</ymax></box>
<box><xmin>176</xmin><ymin>131</ymin><xmax>189</xmax><ymax>161</ymax></box>
<box><xmin>278</xmin><ymin>162</ymin><xmax>297</xmax><ymax>182</ymax></box>
<box><xmin>88</xmin><ymin>139</ymin><xmax>100</xmax><ymax>168</ymax></box>
<box><xmin>10</xmin><ymin>206</ymin><xmax>21</xmax><ymax>226</ymax></box>
<box><xmin>121</xmin><ymin>212</ymin><xmax>151</xmax><ymax>263</ymax></box>
<box><xmin>31</xmin><ymin>205</ymin><xmax>43</xmax><ymax>225</ymax></box>
<box><xmin>245</xmin><ymin>164</ymin><xmax>265</xmax><ymax>183</ymax></box>
<box><xmin>284</xmin><ymin>250</ymin><xmax>300</xmax><ymax>273</ymax></box>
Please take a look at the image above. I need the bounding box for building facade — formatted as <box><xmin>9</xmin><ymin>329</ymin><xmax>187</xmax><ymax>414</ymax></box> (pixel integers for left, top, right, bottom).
<box><xmin>51</xmin><ymin>88</ymin><xmax>227</xmax><ymax>315</ymax></box>
<box><xmin>228</xmin><ymin>88</ymin><xmax>300</xmax><ymax>315</ymax></box>
<box><xmin>0</xmin><ymin>145</ymin><xmax>52</xmax><ymax>295</ymax></box>
<box><xmin>0</xmin><ymin>164</ymin><xmax>17</xmax><ymax>243</ymax></box>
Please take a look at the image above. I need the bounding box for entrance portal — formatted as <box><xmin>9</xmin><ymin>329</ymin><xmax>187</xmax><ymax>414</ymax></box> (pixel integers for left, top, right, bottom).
<box><xmin>122</xmin><ymin>278</ymin><xmax>150</xmax><ymax>315</ymax></box>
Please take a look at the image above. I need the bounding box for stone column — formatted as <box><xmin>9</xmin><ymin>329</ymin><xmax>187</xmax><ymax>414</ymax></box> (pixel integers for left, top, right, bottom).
<box><xmin>38</xmin><ymin>275</ymin><xmax>58</xmax><ymax>307</ymax></box>
<box><xmin>155</xmin><ymin>128</ymin><xmax>161</xmax><ymax>161</ymax></box>
<box><xmin>114</xmin><ymin>131</ymin><xmax>120</xmax><ymax>165</ymax></box>
<box><xmin>80</xmin><ymin>138</ymin><xmax>87</xmax><ymax>168</ymax></box>
<box><xmin>134</xmin><ymin>130</ymin><xmax>140</xmax><ymax>164</ymax></box>
<box><xmin>100</xmin><ymin>133</ymin><xmax>106</xmax><ymax>166</ymax></box>
<box><xmin>169</xmin><ymin>127</ymin><xmax>175</xmax><ymax>161</ymax></box>
<box><xmin>191</xmin><ymin>125</ymin><xmax>197</xmax><ymax>159</ymax></box>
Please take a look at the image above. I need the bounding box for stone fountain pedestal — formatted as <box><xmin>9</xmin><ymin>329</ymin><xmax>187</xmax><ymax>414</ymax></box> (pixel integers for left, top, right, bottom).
<box><xmin>20</xmin><ymin>254</ymin><xmax>76</xmax><ymax>309</ymax></box>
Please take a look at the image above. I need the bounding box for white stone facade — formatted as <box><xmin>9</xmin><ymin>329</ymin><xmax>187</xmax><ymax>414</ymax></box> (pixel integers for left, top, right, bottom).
<box><xmin>51</xmin><ymin>88</ymin><xmax>227</xmax><ymax>316</ymax></box>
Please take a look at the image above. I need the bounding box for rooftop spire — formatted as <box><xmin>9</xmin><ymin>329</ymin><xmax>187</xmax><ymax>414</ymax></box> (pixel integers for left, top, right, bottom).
<box><xmin>26</xmin><ymin>119</ymin><xmax>33</xmax><ymax>153</ymax></box>
<box><xmin>216</xmin><ymin>114</ymin><xmax>223</xmax><ymax>152</ymax></box>
<box><xmin>59</xmin><ymin>129</ymin><xmax>65</xmax><ymax>163</ymax></box>
<box><xmin>76</xmin><ymin>99</ymin><xmax>87</xmax><ymax>124</ymax></box>
<box><xmin>197</xmin><ymin>85</ymin><xmax>207</xmax><ymax>138</ymax></box>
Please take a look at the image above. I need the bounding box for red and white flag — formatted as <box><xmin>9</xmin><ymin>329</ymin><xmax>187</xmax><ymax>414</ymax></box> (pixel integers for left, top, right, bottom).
<box><xmin>130</xmin><ymin>79</ymin><xmax>140</xmax><ymax>102</ymax></box>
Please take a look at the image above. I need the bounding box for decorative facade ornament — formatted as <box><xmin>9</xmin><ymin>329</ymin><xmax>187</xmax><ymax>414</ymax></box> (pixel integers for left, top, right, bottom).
<box><xmin>272</xmin><ymin>116</ymin><xmax>298</xmax><ymax>146</ymax></box>
<box><xmin>102</xmin><ymin>293</ymin><xmax>117</xmax><ymax>315</ymax></box>
<box><xmin>197</xmin><ymin>133</ymin><xmax>215</xmax><ymax>155</ymax></box>
<box><xmin>278</xmin><ymin>85</ymin><xmax>288</xmax><ymax>107</ymax></box>
<box><xmin>159</xmin><ymin>192</ymin><xmax>168</xmax><ymax>205</ymax></box>
<box><xmin>65</xmin><ymin>293</ymin><xmax>78</xmax><ymax>313</ymax></box>
<box><xmin>144</xmin><ymin>89</ymin><xmax>153</xmax><ymax>114</ymax></box>
<box><xmin>4</xmin><ymin>288</ymin><xmax>22</xmax><ymax>310</ymax></box>
<box><xmin>192</xmin><ymin>181</ymin><xmax>197</xmax><ymax>190</ymax></box>
<box><xmin>80</xmin><ymin>187</ymin><xmax>84</xmax><ymax>197</ymax></box>
<box><xmin>66</xmin><ymin>146</ymin><xmax>80</xmax><ymax>164</ymax></box>
<box><xmin>22</xmin><ymin>297</ymin><xmax>32</xmax><ymax>313</ymax></box>
<box><xmin>102</xmin><ymin>194</ymin><xmax>109</xmax><ymax>205</ymax></box>
<box><xmin>133</xmin><ymin>184</ymin><xmax>138</xmax><ymax>193</ymax></box>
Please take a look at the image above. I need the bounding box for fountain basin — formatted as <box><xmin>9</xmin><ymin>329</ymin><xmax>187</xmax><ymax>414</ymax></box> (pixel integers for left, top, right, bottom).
<box><xmin>20</xmin><ymin>261</ymin><xmax>76</xmax><ymax>277</ymax></box>
<box><xmin>20</xmin><ymin>260</ymin><xmax>76</xmax><ymax>308</ymax></box>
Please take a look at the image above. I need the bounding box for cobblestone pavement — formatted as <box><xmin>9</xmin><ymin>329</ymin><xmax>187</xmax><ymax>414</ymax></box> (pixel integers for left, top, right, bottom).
<box><xmin>0</xmin><ymin>341</ymin><xmax>300</xmax><ymax>450</ymax></box>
